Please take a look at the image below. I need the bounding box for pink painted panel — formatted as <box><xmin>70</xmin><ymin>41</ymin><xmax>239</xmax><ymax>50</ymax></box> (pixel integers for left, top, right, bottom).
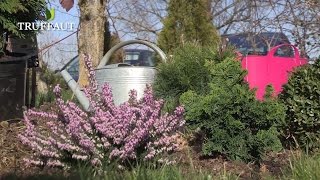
<box><xmin>241</xmin><ymin>55</ymin><xmax>268</xmax><ymax>100</ymax></box>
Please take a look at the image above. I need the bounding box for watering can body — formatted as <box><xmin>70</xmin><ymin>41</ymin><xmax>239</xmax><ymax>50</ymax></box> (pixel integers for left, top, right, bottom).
<box><xmin>238</xmin><ymin>44</ymin><xmax>307</xmax><ymax>100</ymax></box>
<box><xmin>60</xmin><ymin>40</ymin><xmax>166</xmax><ymax>111</ymax></box>
<box><xmin>95</xmin><ymin>66</ymin><xmax>157</xmax><ymax>105</ymax></box>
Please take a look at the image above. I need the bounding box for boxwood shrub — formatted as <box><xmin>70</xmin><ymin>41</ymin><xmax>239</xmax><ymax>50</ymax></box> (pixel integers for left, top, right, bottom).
<box><xmin>279</xmin><ymin>59</ymin><xmax>320</xmax><ymax>150</ymax></box>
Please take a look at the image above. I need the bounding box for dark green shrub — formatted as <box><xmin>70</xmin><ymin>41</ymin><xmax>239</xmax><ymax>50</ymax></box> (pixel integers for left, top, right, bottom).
<box><xmin>155</xmin><ymin>44</ymin><xmax>285</xmax><ymax>162</ymax></box>
<box><xmin>154</xmin><ymin>44</ymin><xmax>214</xmax><ymax>97</ymax></box>
<box><xmin>154</xmin><ymin>44</ymin><xmax>234</xmax><ymax>111</ymax></box>
<box><xmin>279</xmin><ymin>59</ymin><xmax>320</xmax><ymax>150</ymax></box>
<box><xmin>179</xmin><ymin>58</ymin><xmax>284</xmax><ymax>162</ymax></box>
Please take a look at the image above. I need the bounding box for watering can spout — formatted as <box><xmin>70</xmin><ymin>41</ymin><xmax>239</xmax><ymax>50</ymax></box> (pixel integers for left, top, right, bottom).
<box><xmin>60</xmin><ymin>70</ymin><xmax>90</xmax><ymax>111</ymax></box>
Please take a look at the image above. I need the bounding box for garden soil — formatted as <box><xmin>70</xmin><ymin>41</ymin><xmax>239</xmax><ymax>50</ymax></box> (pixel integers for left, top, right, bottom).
<box><xmin>175</xmin><ymin>135</ymin><xmax>291</xmax><ymax>179</ymax></box>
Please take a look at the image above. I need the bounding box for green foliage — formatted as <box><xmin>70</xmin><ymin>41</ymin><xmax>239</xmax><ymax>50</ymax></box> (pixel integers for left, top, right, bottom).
<box><xmin>40</xmin><ymin>64</ymin><xmax>68</xmax><ymax>89</ymax></box>
<box><xmin>279</xmin><ymin>59</ymin><xmax>320</xmax><ymax>150</ymax></box>
<box><xmin>45</xmin><ymin>7</ymin><xmax>55</xmax><ymax>21</ymax></box>
<box><xmin>154</xmin><ymin>44</ymin><xmax>237</xmax><ymax>112</ymax></box>
<box><xmin>155</xmin><ymin>44</ymin><xmax>284</xmax><ymax>162</ymax></box>
<box><xmin>35</xmin><ymin>65</ymin><xmax>74</xmax><ymax>107</ymax></box>
<box><xmin>72</xmin><ymin>151</ymin><xmax>238</xmax><ymax>180</ymax></box>
<box><xmin>35</xmin><ymin>92</ymin><xmax>55</xmax><ymax>107</ymax></box>
<box><xmin>3</xmin><ymin>162</ymin><xmax>239</xmax><ymax>180</ymax></box>
<box><xmin>0</xmin><ymin>0</ymin><xmax>25</xmax><ymax>35</ymax></box>
<box><xmin>0</xmin><ymin>0</ymin><xmax>46</xmax><ymax>36</ymax></box>
<box><xmin>180</xmin><ymin>64</ymin><xmax>284</xmax><ymax>161</ymax></box>
<box><xmin>35</xmin><ymin>90</ymin><xmax>74</xmax><ymax>108</ymax></box>
<box><xmin>157</xmin><ymin>0</ymin><xmax>220</xmax><ymax>54</ymax></box>
<box><xmin>280</xmin><ymin>152</ymin><xmax>320</xmax><ymax>180</ymax></box>
<box><xmin>0</xmin><ymin>34</ymin><xmax>4</xmax><ymax>56</ymax></box>
<box><xmin>154</xmin><ymin>44</ymin><xmax>216</xmax><ymax>99</ymax></box>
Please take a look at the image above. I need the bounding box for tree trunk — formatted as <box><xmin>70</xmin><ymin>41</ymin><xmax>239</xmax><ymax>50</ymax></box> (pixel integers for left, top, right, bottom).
<box><xmin>78</xmin><ymin>0</ymin><xmax>106</xmax><ymax>87</ymax></box>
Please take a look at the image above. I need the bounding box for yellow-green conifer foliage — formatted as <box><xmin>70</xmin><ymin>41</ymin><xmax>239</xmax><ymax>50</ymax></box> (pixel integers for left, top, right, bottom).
<box><xmin>158</xmin><ymin>0</ymin><xmax>220</xmax><ymax>54</ymax></box>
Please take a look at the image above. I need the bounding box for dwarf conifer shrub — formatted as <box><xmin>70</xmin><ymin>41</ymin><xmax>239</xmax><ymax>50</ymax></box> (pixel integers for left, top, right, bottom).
<box><xmin>19</xmin><ymin>55</ymin><xmax>185</xmax><ymax>170</ymax></box>
<box><xmin>180</xmin><ymin>57</ymin><xmax>284</xmax><ymax>162</ymax></box>
<box><xmin>279</xmin><ymin>60</ymin><xmax>320</xmax><ymax>150</ymax></box>
<box><xmin>154</xmin><ymin>44</ymin><xmax>285</xmax><ymax>162</ymax></box>
<box><xmin>154</xmin><ymin>44</ymin><xmax>214</xmax><ymax>98</ymax></box>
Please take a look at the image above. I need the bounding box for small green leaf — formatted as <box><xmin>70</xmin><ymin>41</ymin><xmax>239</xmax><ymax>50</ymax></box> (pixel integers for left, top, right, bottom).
<box><xmin>45</xmin><ymin>8</ymin><xmax>55</xmax><ymax>21</ymax></box>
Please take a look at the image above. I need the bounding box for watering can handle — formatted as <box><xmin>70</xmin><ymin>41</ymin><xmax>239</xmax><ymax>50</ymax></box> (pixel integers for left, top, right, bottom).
<box><xmin>267</xmin><ymin>44</ymin><xmax>300</xmax><ymax>59</ymax></box>
<box><xmin>98</xmin><ymin>40</ymin><xmax>167</xmax><ymax>68</ymax></box>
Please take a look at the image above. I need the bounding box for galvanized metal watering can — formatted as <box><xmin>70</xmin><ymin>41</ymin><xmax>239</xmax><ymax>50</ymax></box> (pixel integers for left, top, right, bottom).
<box><xmin>60</xmin><ymin>40</ymin><xmax>167</xmax><ymax>111</ymax></box>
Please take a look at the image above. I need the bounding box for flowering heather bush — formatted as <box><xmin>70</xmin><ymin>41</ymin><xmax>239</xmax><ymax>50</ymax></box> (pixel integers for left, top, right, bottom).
<box><xmin>19</xmin><ymin>54</ymin><xmax>185</xmax><ymax>169</ymax></box>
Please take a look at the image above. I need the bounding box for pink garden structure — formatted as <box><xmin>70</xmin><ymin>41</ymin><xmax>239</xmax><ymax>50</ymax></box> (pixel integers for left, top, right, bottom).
<box><xmin>239</xmin><ymin>44</ymin><xmax>307</xmax><ymax>100</ymax></box>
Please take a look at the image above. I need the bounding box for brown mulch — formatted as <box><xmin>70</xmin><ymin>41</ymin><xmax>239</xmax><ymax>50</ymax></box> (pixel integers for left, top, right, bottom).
<box><xmin>0</xmin><ymin>119</ymin><xmax>30</xmax><ymax>175</ymax></box>
<box><xmin>174</xmin><ymin>134</ymin><xmax>291</xmax><ymax>180</ymax></box>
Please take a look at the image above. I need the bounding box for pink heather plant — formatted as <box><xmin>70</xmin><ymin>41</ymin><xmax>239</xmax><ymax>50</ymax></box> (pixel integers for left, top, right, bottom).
<box><xmin>19</xmin><ymin>54</ymin><xmax>185</xmax><ymax>170</ymax></box>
